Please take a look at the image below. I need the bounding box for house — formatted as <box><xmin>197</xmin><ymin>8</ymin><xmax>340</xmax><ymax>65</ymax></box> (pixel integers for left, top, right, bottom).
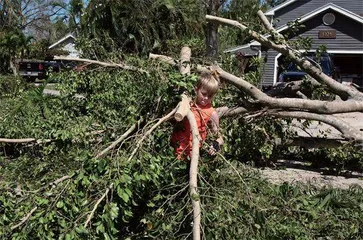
<box><xmin>48</xmin><ymin>34</ymin><xmax>79</xmax><ymax>58</ymax></box>
<box><xmin>225</xmin><ymin>0</ymin><xmax>363</xmax><ymax>87</ymax></box>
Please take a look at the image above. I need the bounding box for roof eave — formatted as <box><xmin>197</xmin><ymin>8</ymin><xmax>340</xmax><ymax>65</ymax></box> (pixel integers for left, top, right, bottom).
<box><xmin>48</xmin><ymin>34</ymin><xmax>76</xmax><ymax>49</ymax></box>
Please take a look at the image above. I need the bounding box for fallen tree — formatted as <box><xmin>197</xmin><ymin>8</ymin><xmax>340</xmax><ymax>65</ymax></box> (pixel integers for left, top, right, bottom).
<box><xmin>149</xmin><ymin>12</ymin><xmax>363</xmax><ymax>146</ymax></box>
<box><xmin>2</xmin><ymin>8</ymin><xmax>363</xmax><ymax>240</ymax></box>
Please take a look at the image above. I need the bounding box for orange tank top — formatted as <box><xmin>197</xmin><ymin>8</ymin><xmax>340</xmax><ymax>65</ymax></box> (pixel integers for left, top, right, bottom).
<box><xmin>171</xmin><ymin>102</ymin><xmax>215</xmax><ymax>154</ymax></box>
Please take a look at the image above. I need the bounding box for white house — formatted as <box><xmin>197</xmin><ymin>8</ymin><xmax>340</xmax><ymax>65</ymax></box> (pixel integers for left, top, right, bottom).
<box><xmin>48</xmin><ymin>34</ymin><xmax>79</xmax><ymax>58</ymax></box>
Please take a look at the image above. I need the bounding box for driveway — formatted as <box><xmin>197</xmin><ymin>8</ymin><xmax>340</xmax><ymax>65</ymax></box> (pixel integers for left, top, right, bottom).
<box><xmin>287</xmin><ymin>112</ymin><xmax>363</xmax><ymax>140</ymax></box>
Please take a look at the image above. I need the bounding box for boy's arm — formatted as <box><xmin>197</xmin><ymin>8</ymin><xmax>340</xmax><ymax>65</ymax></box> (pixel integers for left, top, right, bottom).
<box><xmin>210</xmin><ymin>111</ymin><xmax>223</xmax><ymax>146</ymax></box>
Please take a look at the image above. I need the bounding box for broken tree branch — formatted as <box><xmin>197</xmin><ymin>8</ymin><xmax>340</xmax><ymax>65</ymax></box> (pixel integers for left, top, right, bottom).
<box><xmin>205</xmin><ymin>14</ymin><xmax>363</xmax><ymax>100</ymax></box>
<box><xmin>84</xmin><ymin>183</ymin><xmax>113</xmax><ymax>228</ymax></box>
<box><xmin>127</xmin><ymin>108</ymin><xmax>177</xmax><ymax>162</ymax></box>
<box><xmin>178</xmin><ymin>46</ymin><xmax>202</xmax><ymax>240</ymax></box>
<box><xmin>149</xmin><ymin>53</ymin><xmax>178</xmax><ymax>66</ymax></box>
<box><xmin>0</xmin><ymin>138</ymin><xmax>51</xmax><ymax>144</ymax></box>
<box><xmin>215</xmin><ymin>66</ymin><xmax>363</xmax><ymax>114</ymax></box>
<box><xmin>187</xmin><ymin>110</ymin><xmax>202</xmax><ymax>240</ymax></box>
<box><xmin>149</xmin><ymin>53</ymin><xmax>363</xmax><ymax>114</ymax></box>
<box><xmin>175</xmin><ymin>94</ymin><xmax>191</xmax><ymax>121</ymax></box>
<box><xmin>96</xmin><ymin>118</ymin><xmax>143</xmax><ymax>159</ymax></box>
<box><xmin>180</xmin><ymin>46</ymin><xmax>192</xmax><ymax>75</ymax></box>
<box><xmin>11</xmin><ymin>207</ymin><xmax>38</xmax><ymax>230</ymax></box>
<box><xmin>268</xmin><ymin>111</ymin><xmax>363</xmax><ymax>141</ymax></box>
<box><xmin>53</xmin><ymin>56</ymin><xmax>148</xmax><ymax>74</ymax></box>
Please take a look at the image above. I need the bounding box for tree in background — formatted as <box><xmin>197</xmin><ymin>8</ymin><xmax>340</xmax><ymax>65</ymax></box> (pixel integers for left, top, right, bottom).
<box><xmin>261</xmin><ymin>0</ymin><xmax>286</xmax><ymax>8</ymax></box>
<box><xmin>204</xmin><ymin>0</ymin><xmax>228</xmax><ymax>59</ymax></box>
<box><xmin>0</xmin><ymin>0</ymin><xmax>65</xmax><ymax>74</ymax></box>
<box><xmin>219</xmin><ymin>0</ymin><xmax>264</xmax><ymax>50</ymax></box>
<box><xmin>79</xmin><ymin>0</ymin><xmax>204</xmax><ymax>56</ymax></box>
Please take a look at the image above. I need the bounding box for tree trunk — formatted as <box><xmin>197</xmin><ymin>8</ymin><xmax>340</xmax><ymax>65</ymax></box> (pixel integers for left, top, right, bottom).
<box><xmin>205</xmin><ymin>22</ymin><xmax>219</xmax><ymax>59</ymax></box>
<box><xmin>205</xmin><ymin>0</ymin><xmax>223</xmax><ymax>59</ymax></box>
<box><xmin>9</xmin><ymin>55</ymin><xmax>17</xmax><ymax>76</ymax></box>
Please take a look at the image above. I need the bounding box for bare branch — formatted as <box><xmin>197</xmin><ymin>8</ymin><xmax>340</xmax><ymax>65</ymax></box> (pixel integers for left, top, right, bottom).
<box><xmin>0</xmin><ymin>138</ymin><xmax>36</xmax><ymax>143</ymax></box>
<box><xmin>127</xmin><ymin>109</ymin><xmax>177</xmax><ymax>161</ymax></box>
<box><xmin>84</xmin><ymin>183</ymin><xmax>113</xmax><ymax>228</ymax></box>
<box><xmin>149</xmin><ymin>53</ymin><xmax>178</xmax><ymax>66</ymax></box>
<box><xmin>176</xmin><ymin>46</ymin><xmax>201</xmax><ymax>240</ymax></box>
<box><xmin>268</xmin><ymin>111</ymin><xmax>363</xmax><ymax>141</ymax></box>
<box><xmin>175</xmin><ymin>94</ymin><xmax>191</xmax><ymax>121</ymax></box>
<box><xmin>180</xmin><ymin>46</ymin><xmax>191</xmax><ymax>75</ymax></box>
<box><xmin>215</xmin><ymin>66</ymin><xmax>363</xmax><ymax>114</ymax></box>
<box><xmin>186</xmin><ymin>110</ymin><xmax>202</xmax><ymax>240</ymax></box>
<box><xmin>216</xmin><ymin>106</ymin><xmax>248</xmax><ymax>117</ymax></box>
<box><xmin>53</xmin><ymin>56</ymin><xmax>149</xmax><ymax>74</ymax></box>
<box><xmin>11</xmin><ymin>207</ymin><xmax>38</xmax><ymax>230</ymax></box>
<box><xmin>96</xmin><ymin>119</ymin><xmax>143</xmax><ymax>159</ymax></box>
<box><xmin>257</xmin><ymin>10</ymin><xmax>274</xmax><ymax>32</ymax></box>
<box><xmin>50</xmin><ymin>175</ymin><xmax>71</xmax><ymax>190</ymax></box>
<box><xmin>0</xmin><ymin>138</ymin><xmax>51</xmax><ymax>144</ymax></box>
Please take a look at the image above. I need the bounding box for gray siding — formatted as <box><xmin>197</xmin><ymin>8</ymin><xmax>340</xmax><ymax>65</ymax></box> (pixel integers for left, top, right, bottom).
<box><xmin>261</xmin><ymin>50</ymin><xmax>279</xmax><ymax>86</ymax></box>
<box><xmin>273</xmin><ymin>0</ymin><xmax>363</xmax><ymax>28</ymax></box>
<box><xmin>261</xmin><ymin>8</ymin><xmax>363</xmax><ymax>86</ymax></box>
<box><xmin>290</xmin><ymin>11</ymin><xmax>363</xmax><ymax>50</ymax></box>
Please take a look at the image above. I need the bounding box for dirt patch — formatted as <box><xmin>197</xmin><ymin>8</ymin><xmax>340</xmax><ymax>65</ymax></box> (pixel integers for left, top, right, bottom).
<box><xmin>259</xmin><ymin>160</ymin><xmax>363</xmax><ymax>189</ymax></box>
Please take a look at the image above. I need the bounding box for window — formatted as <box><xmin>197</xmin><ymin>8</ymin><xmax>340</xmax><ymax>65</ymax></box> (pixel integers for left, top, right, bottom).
<box><xmin>323</xmin><ymin>13</ymin><xmax>336</xmax><ymax>25</ymax></box>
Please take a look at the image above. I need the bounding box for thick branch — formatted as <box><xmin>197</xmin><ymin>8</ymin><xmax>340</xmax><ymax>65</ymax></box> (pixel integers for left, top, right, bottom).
<box><xmin>281</xmin><ymin>137</ymin><xmax>346</xmax><ymax>148</ymax></box>
<box><xmin>186</xmin><ymin>110</ymin><xmax>202</xmax><ymax>240</ymax></box>
<box><xmin>175</xmin><ymin>94</ymin><xmax>191</xmax><ymax>121</ymax></box>
<box><xmin>205</xmin><ymin>15</ymin><xmax>363</xmax><ymax>100</ymax></box>
<box><xmin>149</xmin><ymin>53</ymin><xmax>178</xmax><ymax>66</ymax></box>
<box><xmin>53</xmin><ymin>56</ymin><xmax>148</xmax><ymax>74</ymax></box>
<box><xmin>0</xmin><ymin>138</ymin><xmax>52</xmax><ymax>144</ymax></box>
<box><xmin>0</xmin><ymin>138</ymin><xmax>36</xmax><ymax>143</ymax></box>
<box><xmin>180</xmin><ymin>47</ymin><xmax>191</xmax><ymax>75</ymax></box>
<box><xmin>257</xmin><ymin>10</ymin><xmax>274</xmax><ymax>32</ymax></box>
<box><xmin>150</xmin><ymin>53</ymin><xmax>363</xmax><ymax>114</ymax></box>
<box><xmin>268</xmin><ymin>111</ymin><xmax>363</xmax><ymax>141</ymax></box>
<box><xmin>215</xmin><ymin>66</ymin><xmax>363</xmax><ymax>114</ymax></box>
<box><xmin>216</xmin><ymin>106</ymin><xmax>248</xmax><ymax>117</ymax></box>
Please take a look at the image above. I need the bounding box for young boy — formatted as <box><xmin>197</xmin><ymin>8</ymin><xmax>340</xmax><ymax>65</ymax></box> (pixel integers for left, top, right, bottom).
<box><xmin>171</xmin><ymin>72</ymin><xmax>223</xmax><ymax>160</ymax></box>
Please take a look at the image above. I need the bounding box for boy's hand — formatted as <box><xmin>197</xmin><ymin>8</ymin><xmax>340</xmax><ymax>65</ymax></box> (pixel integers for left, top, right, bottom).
<box><xmin>208</xmin><ymin>141</ymin><xmax>220</xmax><ymax>156</ymax></box>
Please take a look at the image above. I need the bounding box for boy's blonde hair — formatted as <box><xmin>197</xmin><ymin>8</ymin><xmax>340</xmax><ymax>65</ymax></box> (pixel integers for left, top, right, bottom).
<box><xmin>195</xmin><ymin>72</ymin><xmax>220</xmax><ymax>95</ymax></box>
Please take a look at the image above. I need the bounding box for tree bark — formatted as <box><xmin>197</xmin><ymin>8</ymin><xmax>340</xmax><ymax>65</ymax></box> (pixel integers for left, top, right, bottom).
<box><xmin>205</xmin><ymin>22</ymin><xmax>219</xmax><ymax>59</ymax></box>
<box><xmin>204</xmin><ymin>0</ymin><xmax>226</xmax><ymax>59</ymax></box>
<box><xmin>9</xmin><ymin>56</ymin><xmax>18</xmax><ymax>76</ymax></box>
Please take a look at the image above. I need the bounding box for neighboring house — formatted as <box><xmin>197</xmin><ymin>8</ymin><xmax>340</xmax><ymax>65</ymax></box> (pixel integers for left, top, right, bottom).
<box><xmin>48</xmin><ymin>34</ymin><xmax>79</xmax><ymax>58</ymax></box>
<box><xmin>225</xmin><ymin>0</ymin><xmax>363</xmax><ymax>87</ymax></box>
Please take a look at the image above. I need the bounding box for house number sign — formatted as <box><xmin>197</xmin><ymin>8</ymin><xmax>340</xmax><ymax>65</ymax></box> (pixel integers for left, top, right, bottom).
<box><xmin>318</xmin><ymin>30</ymin><xmax>336</xmax><ymax>39</ymax></box>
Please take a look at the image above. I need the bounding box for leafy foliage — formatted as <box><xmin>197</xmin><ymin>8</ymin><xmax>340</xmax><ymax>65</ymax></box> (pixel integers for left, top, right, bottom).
<box><xmin>1</xmin><ymin>57</ymin><xmax>362</xmax><ymax>239</ymax></box>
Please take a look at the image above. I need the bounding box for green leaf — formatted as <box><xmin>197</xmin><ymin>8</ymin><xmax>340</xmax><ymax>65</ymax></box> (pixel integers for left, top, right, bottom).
<box><xmin>75</xmin><ymin>226</ymin><xmax>88</xmax><ymax>234</ymax></box>
<box><xmin>117</xmin><ymin>186</ymin><xmax>129</xmax><ymax>203</ymax></box>
<box><xmin>96</xmin><ymin>223</ymin><xmax>105</xmax><ymax>234</ymax></box>
<box><xmin>109</xmin><ymin>203</ymin><xmax>119</xmax><ymax>220</ymax></box>
<box><xmin>56</xmin><ymin>201</ymin><xmax>64</xmax><ymax>208</ymax></box>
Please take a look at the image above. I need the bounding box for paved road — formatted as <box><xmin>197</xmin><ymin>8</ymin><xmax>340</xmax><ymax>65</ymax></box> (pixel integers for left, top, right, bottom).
<box><xmin>43</xmin><ymin>88</ymin><xmax>85</xmax><ymax>99</ymax></box>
